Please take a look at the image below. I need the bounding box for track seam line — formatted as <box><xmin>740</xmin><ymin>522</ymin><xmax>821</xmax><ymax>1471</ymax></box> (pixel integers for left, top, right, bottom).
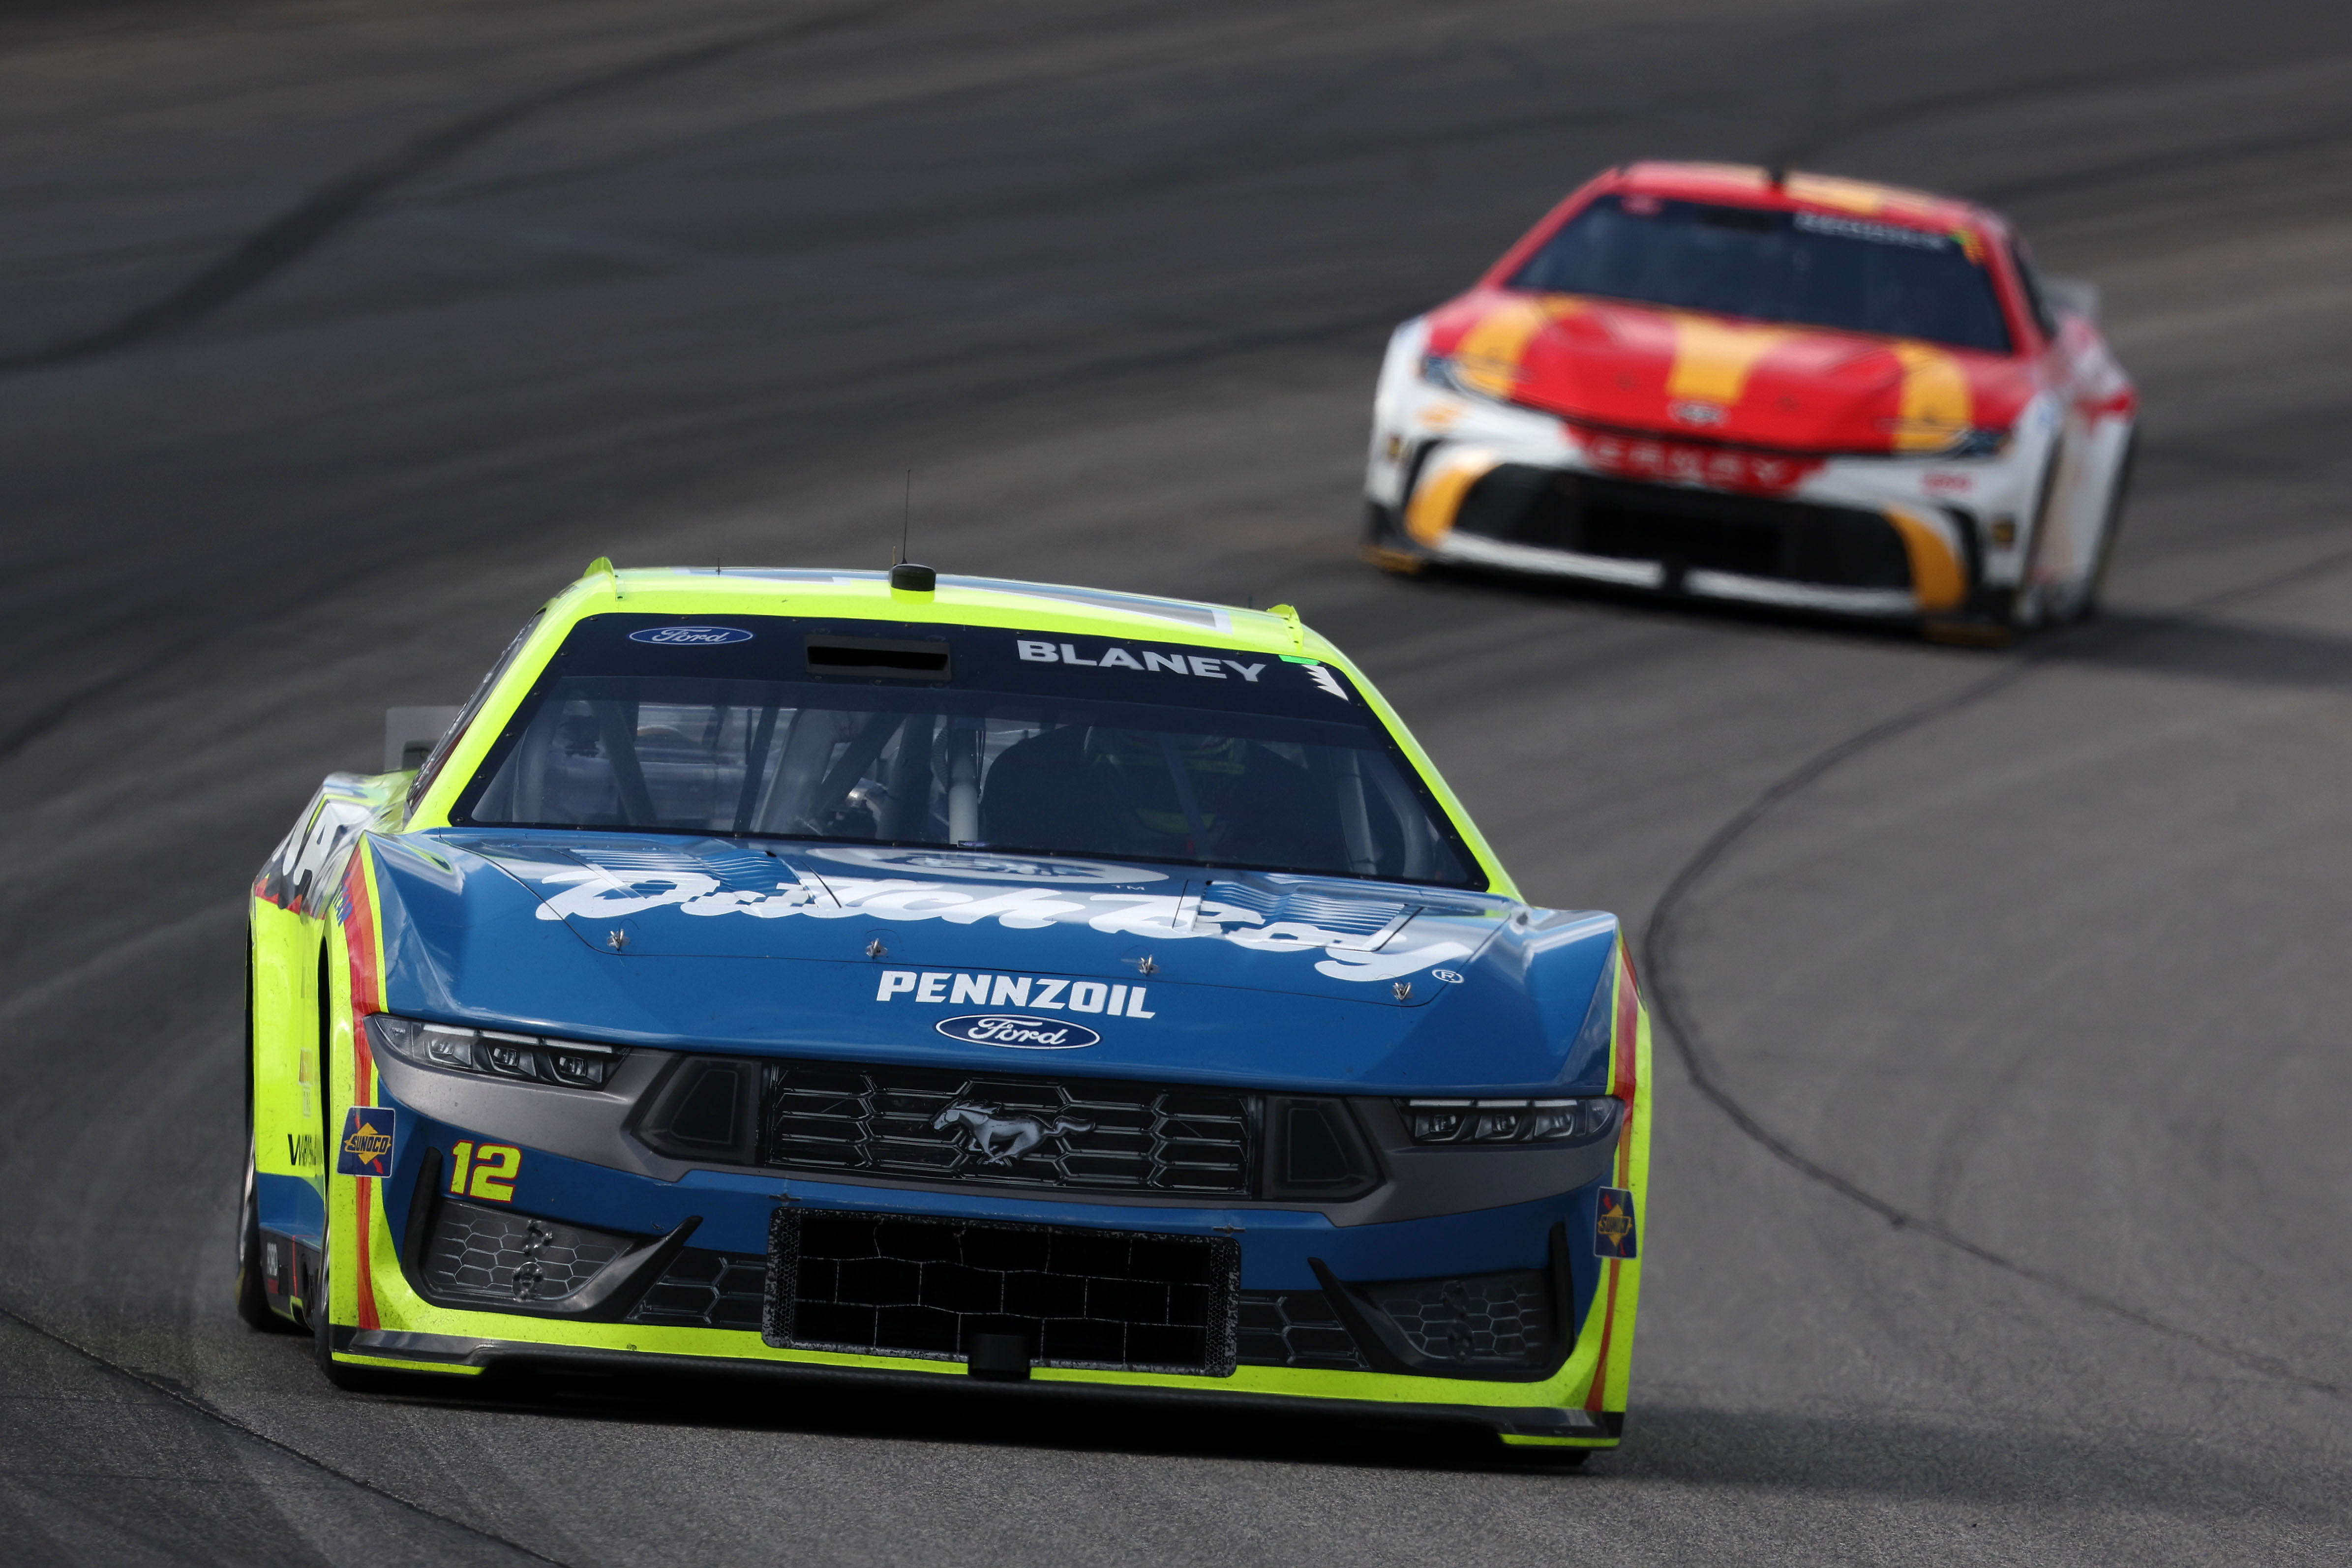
<box><xmin>1638</xmin><ymin>543</ymin><xmax>2352</xmax><ymax>1403</ymax></box>
<box><xmin>0</xmin><ymin>0</ymin><xmax>933</xmax><ymax>772</ymax></box>
<box><xmin>0</xmin><ymin>1300</ymin><xmax>571</xmax><ymax>1564</ymax></box>
<box><xmin>0</xmin><ymin>0</ymin><xmax>927</xmax><ymax>376</ymax></box>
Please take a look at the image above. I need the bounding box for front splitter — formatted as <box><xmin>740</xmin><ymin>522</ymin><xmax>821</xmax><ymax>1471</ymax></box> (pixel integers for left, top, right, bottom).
<box><xmin>340</xmin><ymin>1327</ymin><xmax>1623</xmax><ymax>1446</ymax></box>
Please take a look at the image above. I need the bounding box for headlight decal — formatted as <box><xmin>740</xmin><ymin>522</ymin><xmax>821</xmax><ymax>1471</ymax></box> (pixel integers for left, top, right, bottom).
<box><xmin>367</xmin><ymin>1014</ymin><xmax>626</xmax><ymax>1089</ymax></box>
<box><xmin>1396</xmin><ymin>1095</ymin><xmax>1620</xmax><ymax>1146</ymax></box>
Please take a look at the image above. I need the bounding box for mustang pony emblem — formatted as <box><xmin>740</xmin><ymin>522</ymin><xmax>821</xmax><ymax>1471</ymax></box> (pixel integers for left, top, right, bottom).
<box><xmin>932</xmin><ymin>1101</ymin><xmax>1094</xmax><ymax>1166</ymax></box>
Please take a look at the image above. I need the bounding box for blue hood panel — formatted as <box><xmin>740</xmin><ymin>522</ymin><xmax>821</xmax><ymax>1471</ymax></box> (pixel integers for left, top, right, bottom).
<box><xmin>369</xmin><ymin>830</ymin><xmax>1620</xmax><ymax>1094</ymax></box>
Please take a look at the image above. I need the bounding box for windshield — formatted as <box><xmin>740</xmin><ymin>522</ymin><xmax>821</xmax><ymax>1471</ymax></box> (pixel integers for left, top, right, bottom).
<box><xmin>1510</xmin><ymin>194</ymin><xmax>2012</xmax><ymax>353</ymax></box>
<box><xmin>453</xmin><ymin>614</ymin><xmax>1480</xmax><ymax>888</ymax></box>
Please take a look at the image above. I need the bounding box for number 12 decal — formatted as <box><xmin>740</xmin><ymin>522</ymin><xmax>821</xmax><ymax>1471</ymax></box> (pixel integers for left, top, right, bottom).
<box><xmin>448</xmin><ymin>1141</ymin><xmax>522</xmax><ymax>1202</ymax></box>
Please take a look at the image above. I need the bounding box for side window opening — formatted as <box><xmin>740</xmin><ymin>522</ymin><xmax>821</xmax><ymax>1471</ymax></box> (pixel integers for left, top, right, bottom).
<box><xmin>2009</xmin><ymin>240</ymin><xmax>2060</xmax><ymax>341</ymax></box>
<box><xmin>405</xmin><ymin>611</ymin><xmax>545</xmax><ymax>820</ymax></box>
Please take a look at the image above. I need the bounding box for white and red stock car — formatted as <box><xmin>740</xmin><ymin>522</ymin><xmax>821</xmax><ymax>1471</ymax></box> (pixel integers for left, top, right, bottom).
<box><xmin>1364</xmin><ymin>161</ymin><xmax>2137</xmax><ymax>637</ymax></box>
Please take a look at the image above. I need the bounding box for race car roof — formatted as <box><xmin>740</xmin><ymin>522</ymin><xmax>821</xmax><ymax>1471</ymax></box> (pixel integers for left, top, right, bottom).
<box><xmin>545</xmin><ymin>566</ymin><xmax>1316</xmax><ymax>653</ymax></box>
<box><xmin>1604</xmin><ymin>160</ymin><xmax>1991</xmax><ymax>238</ymax></box>
<box><xmin>399</xmin><ymin>563</ymin><xmax>1515</xmax><ymax>895</ymax></box>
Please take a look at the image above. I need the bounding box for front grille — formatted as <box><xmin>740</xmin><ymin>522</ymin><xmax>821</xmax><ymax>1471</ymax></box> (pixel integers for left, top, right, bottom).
<box><xmin>628</xmin><ymin>1247</ymin><xmax>766</xmax><ymax>1330</ymax></box>
<box><xmin>759</xmin><ymin>1059</ymin><xmax>1254</xmax><ymax>1196</ymax></box>
<box><xmin>1361</xmin><ymin>1269</ymin><xmax>1553</xmax><ymax>1367</ymax></box>
<box><xmin>1455</xmin><ymin>463</ymin><xmax>1911</xmax><ymax>590</ymax></box>
<box><xmin>421</xmin><ymin>1201</ymin><xmax>628</xmax><ymax>1305</ymax></box>
<box><xmin>1236</xmin><ymin>1290</ymin><xmax>1368</xmax><ymax>1369</ymax></box>
<box><xmin>766</xmin><ymin>1209</ymin><xmax>1238</xmax><ymax>1375</ymax></box>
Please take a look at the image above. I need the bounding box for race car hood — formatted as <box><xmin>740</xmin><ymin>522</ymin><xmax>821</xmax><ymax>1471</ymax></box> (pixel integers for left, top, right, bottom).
<box><xmin>1425</xmin><ymin>288</ymin><xmax>2035</xmax><ymax>458</ymax></box>
<box><xmin>360</xmin><ymin>829</ymin><xmax>1622</xmax><ymax>1095</ymax></box>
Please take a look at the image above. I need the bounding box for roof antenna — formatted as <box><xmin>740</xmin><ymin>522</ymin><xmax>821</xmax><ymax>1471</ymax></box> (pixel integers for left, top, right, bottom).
<box><xmin>897</xmin><ymin>469</ymin><xmax>911</xmax><ymax>567</ymax></box>
<box><xmin>888</xmin><ymin>469</ymin><xmax>935</xmax><ymax>594</ymax></box>
<box><xmin>1766</xmin><ymin>163</ymin><xmax>1789</xmax><ymax>189</ymax></box>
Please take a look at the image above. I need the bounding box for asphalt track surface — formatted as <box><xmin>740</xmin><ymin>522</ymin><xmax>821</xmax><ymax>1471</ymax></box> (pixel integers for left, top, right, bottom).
<box><xmin>2</xmin><ymin>1</ymin><xmax>2350</xmax><ymax>1562</ymax></box>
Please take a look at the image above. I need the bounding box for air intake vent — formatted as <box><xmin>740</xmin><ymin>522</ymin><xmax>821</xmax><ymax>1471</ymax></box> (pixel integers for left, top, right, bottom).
<box><xmin>1262</xmin><ymin>1097</ymin><xmax>1379</xmax><ymax>1200</ymax></box>
<box><xmin>421</xmin><ymin>1201</ymin><xmax>630</xmax><ymax>1305</ymax></box>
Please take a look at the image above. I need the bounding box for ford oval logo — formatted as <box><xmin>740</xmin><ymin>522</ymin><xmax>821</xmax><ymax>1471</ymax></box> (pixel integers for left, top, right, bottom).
<box><xmin>935</xmin><ymin>1014</ymin><xmax>1101</xmax><ymax>1050</ymax></box>
<box><xmin>628</xmin><ymin>625</ymin><xmax>754</xmax><ymax>645</ymax></box>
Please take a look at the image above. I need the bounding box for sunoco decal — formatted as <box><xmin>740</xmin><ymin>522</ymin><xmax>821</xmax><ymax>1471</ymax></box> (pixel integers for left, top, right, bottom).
<box><xmin>336</xmin><ymin>1106</ymin><xmax>398</xmax><ymax>1176</ymax></box>
<box><xmin>628</xmin><ymin>626</ymin><xmax>754</xmax><ymax>645</ymax></box>
<box><xmin>1595</xmin><ymin>1186</ymin><xmax>1639</xmax><ymax>1259</ymax></box>
<box><xmin>934</xmin><ymin>1014</ymin><xmax>1102</xmax><ymax>1049</ymax></box>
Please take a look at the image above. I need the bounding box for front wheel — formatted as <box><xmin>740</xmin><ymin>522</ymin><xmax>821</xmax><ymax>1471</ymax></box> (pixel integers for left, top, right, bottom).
<box><xmin>1360</xmin><ymin>502</ymin><xmax>1426</xmax><ymax>575</ymax></box>
<box><xmin>2077</xmin><ymin>427</ymin><xmax>2138</xmax><ymax>622</ymax></box>
<box><xmin>233</xmin><ymin>1136</ymin><xmax>295</xmax><ymax>1332</ymax></box>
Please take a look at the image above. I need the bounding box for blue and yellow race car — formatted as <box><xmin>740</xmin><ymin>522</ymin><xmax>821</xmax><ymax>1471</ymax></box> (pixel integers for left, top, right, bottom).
<box><xmin>239</xmin><ymin>561</ymin><xmax>1651</xmax><ymax>1458</ymax></box>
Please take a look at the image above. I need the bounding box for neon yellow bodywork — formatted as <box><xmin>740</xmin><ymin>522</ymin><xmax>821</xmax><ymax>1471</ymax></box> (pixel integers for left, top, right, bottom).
<box><xmin>255</xmin><ymin>568</ymin><xmax>1648</xmax><ymax>1441</ymax></box>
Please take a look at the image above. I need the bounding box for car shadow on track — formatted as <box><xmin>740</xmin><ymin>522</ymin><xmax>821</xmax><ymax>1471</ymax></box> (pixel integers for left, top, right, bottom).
<box><xmin>2031</xmin><ymin>608</ymin><xmax>2352</xmax><ymax>691</ymax></box>
<box><xmin>323</xmin><ymin>1365</ymin><xmax>2339</xmax><ymax>1517</ymax></box>
<box><xmin>345</xmin><ymin>1359</ymin><xmax>1580</xmax><ymax>1477</ymax></box>
<box><xmin>1380</xmin><ymin>563</ymin><xmax>2352</xmax><ymax>693</ymax></box>
<box><xmin>1377</xmin><ymin>561</ymin><xmax>1988</xmax><ymax>653</ymax></box>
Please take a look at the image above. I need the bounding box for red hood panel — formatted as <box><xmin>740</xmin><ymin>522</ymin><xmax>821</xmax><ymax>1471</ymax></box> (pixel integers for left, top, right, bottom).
<box><xmin>1428</xmin><ymin>290</ymin><xmax>2035</xmax><ymax>455</ymax></box>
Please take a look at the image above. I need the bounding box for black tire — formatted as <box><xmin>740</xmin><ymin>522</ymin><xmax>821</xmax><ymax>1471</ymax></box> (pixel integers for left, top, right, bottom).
<box><xmin>2016</xmin><ymin>446</ymin><xmax>2065</xmax><ymax>630</ymax></box>
<box><xmin>1360</xmin><ymin>501</ymin><xmax>1427</xmax><ymax>574</ymax></box>
<box><xmin>235</xmin><ymin>1137</ymin><xmax>299</xmax><ymax>1332</ymax></box>
<box><xmin>2078</xmin><ymin>428</ymin><xmax>2137</xmax><ymax>622</ymax></box>
<box><xmin>237</xmin><ymin>951</ymin><xmax>300</xmax><ymax>1333</ymax></box>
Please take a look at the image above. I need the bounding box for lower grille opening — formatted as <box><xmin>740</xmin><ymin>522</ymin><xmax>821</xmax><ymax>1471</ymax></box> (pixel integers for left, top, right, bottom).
<box><xmin>628</xmin><ymin>1247</ymin><xmax>766</xmax><ymax>1330</ymax></box>
<box><xmin>1454</xmin><ymin>463</ymin><xmax>1912</xmax><ymax>590</ymax></box>
<box><xmin>767</xmin><ymin>1210</ymin><xmax>1238</xmax><ymax>1375</ymax></box>
<box><xmin>1357</xmin><ymin>1268</ymin><xmax>1555</xmax><ymax>1369</ymax></box>
<box><xmin>421</xmin><ymin>1201</ymin><xmax>630</xmax><ymax>1305</ymax></box>
<box><xmin>1236</xmin><ymin>1290</ymin><xmax>1369</xmax><ymax>1369</ymax></box>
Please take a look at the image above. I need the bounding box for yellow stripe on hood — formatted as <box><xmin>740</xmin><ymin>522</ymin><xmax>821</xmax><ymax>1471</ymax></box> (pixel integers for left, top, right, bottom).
<box><xmin>1456</xmin><ymin>297</ymin><xmax>1578</xmax><ymax>396</ymax></box>
<box><xmin>1888</xmin><ymin>342</ymin><xmax>1973</xmax><ymax>453</ymax></box>
<box><xmin>1666</xmin><ymin>316</ymin><xmax>1788</xmax><ymax>406</ymax></box>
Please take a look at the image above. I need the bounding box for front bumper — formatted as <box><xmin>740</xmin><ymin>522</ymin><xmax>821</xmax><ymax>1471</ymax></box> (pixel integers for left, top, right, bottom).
<box><xmin>330</xmin><ymin>1325</ymin><xmax>1624</xmax><ymax>1447</ymax></box>
<box><xmin>1367</xmin><ymin>449</ymin><xmax>2021</xmax><ymax>627</ymax></box>
<box><xmin>292</xmin><ymin>1086</ymin><xmax>1649</xmax><ymax>1448</ymax></box>
<box><xmin>1364</xmin><ymin>332</ymin><xmax>2045</xmax><ymax>628</ymax></box>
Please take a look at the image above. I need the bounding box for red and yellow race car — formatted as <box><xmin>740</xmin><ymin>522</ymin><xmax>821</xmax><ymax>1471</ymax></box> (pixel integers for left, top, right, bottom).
<box><xmin>1364</xmin><ymin>161</ymin><xmax>2136</xmax><ymax>636</ymax></box>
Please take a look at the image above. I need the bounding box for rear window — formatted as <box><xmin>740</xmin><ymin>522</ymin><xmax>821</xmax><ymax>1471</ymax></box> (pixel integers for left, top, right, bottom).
<box><xmin>1510</xmin><ymin>194</ymin><xmax>2013</xmax><ymax>353</ymax></box>
<box><xmin>451</xmin><ymin>615</ymin><xmax>1481</xmax><ymax>889</ymax></box>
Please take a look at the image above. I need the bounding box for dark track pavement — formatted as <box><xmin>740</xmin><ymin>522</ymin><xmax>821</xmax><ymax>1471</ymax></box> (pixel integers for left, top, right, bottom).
<box><xmin>2</xmin><ymin>2</ymin><xmax>2349</xmax><ymax>1562</ymax></box>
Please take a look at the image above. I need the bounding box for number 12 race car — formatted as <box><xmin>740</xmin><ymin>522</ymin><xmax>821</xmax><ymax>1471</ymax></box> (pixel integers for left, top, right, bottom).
<box><xmin>1365</xmin><ymin>161</ymin><xmax>2137</xmax><ymax>636</ymax></box>
<box><xmin>239</xmin><ymin>562</ymin><xmax>1650</xmax><ymax>1459</ymax></box>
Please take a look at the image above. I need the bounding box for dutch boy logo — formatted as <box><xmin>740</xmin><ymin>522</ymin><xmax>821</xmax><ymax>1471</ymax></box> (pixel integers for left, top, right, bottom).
<box><xmin>935</xmin><ymin>1014</ymin><xmax>1102</xmax><ymax>1050</ymax></box>
<box><xmin>628</xmin><ymin>626</ymin><xmax>755</xmax><ymax>645</ymax></box>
